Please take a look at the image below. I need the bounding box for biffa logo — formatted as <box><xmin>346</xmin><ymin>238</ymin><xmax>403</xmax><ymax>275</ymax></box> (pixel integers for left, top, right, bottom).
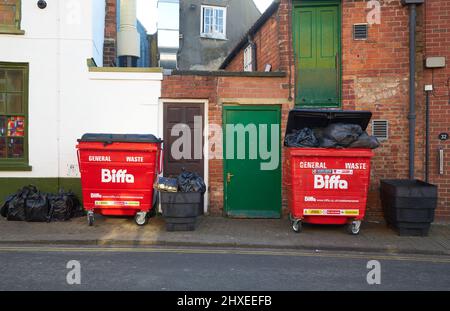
<box><xmin>101</xmin><ymin>169</ymin><xmax>135</xmax><ymax>184</ymax></box>
<box><xmin>314</xmin><ymin>175</ymin><xmax>348</xmax><ymax>190</ymax></box>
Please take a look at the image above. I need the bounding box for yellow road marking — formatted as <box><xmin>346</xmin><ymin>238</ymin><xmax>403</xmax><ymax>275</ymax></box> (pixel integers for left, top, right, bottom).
<box><xmin>0</xmin><ymin>246</ymin><xmax>449</xmax><ymax>263</ymax></box>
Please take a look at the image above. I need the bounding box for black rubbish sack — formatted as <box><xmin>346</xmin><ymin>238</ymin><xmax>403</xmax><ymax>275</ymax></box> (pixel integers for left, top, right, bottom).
<box><xmin>6</xmin><ymin>195</ymin><xmax>27</xmax><ymax>221</ymax></box>
<box><xmin>349</xmin><ymin>132</ymin><xmax>380</xmax><ymax>149</ymax></box>
<box><xmin>48</xmin><ymin>194</ymin><xmax>72</xmax><ymax>221</ymax></box>
<box><xmin>25</xmin><ymin>192</ymin><xmax>50</xmax><ymax>222</ymax></box>
<box><xmin>1</xmin><ymin>194</ymin><xmax>15</xmax><ymax>218</ymax></box>
<box><xmin>1</xmin><ymin>185</ymin><xmax>84</xmax><ymax>222</ymax></box>
<box><xmin>6</xmin><ymin>185</ymin><xmax>37</xmax><ymax>221</ymax></box>
<box><xmin>321</xmin><ymin>123</ymin><xmax>363</xmax><ymax>147</ymax></box>
<box><xmin>284</xmin><ymin>128</ymin><xmax>320</xmax><ymax>148</ymax></box>
<box><xmin>177</xmin><ymin>171</ymin><xmax>206</xmax><ymax>193</ymax></box>
<box><xmin>49</xmin><ymin>191</ymin><xmax>84</xmax><ymax>222</ymax></box>
<box><xmin>68</xmin><ymin>192</ymin><xmax>84</xmax><ymax>218</ymax></box>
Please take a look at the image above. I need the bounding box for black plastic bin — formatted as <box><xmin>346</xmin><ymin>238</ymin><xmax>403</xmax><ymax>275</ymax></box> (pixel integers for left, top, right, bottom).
<box><xmin>380</xmin><ymin>179</ymin><xmax>437</xmax><ymax>236</ymax></box>
<box><xmin>160</xmin><ymin>192</ymin><xmax>204</xmax><ymax>232</ymax></box>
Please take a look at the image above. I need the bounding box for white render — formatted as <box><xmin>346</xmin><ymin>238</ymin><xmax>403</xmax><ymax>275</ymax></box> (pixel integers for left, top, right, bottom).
<box><xmin>0</xmin><ymin>0</ymin><xmax>162</xmax><ymax>179</ymax></box>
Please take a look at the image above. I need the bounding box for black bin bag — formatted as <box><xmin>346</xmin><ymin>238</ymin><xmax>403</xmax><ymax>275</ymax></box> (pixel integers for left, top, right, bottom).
<box><xmin>177</xmin><ymin>171</ymin><xmax>206</xmax><ymax>193</ymax></box>
<box><xmin>6</xmin><ymin>185</ymin><xmax>38</xmax><ymax>221</ymax></box>
<box><xmin>284</xmin><ymin>109</ymin><xmax>380</xmax><ymax>149</ymax></box>
<box><xmin>349</xmin><ymin>132</ymin><xmax>380</xmax><ymax>149</ymax></box>
<box><xmin>1</xmin><ymin>195</ymin><xmax>15</xmax><ymax>218</ymax></box>
<box><xmin>48</xmin><ymin>194</ymin><xmax>71</xmax><ymax>221</ymax></box>
<box><xmin>284</xmin><ymin>128</ymin><xmax>320</xmax><ymax>148</ymax></box>
<box><xmin>49</xmin><ymin>191</ymin><xmax>84</xmax><ymax>221</ymax></box>
<box><xmin>322</xmin><ymin>123</ymin><xmax>363</xmax><ymax>147</ymax></box>
<box><xmin>25</xmin><ymin>192</ymin><xmax>50</xmax><ymax>222</ymax></box>
<box><xmin>1</xmin><ymin>185</ymin><xmax>84</xmax><ymax>222</ymax></box>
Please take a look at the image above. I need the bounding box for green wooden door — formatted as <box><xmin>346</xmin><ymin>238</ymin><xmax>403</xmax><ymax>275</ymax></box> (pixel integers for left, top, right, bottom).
<box><xmin>293</xmin><ymin>3</ymin><xmax>340</xmax><ymax>107</ymax></box>
<box><xmin>223</xmin><ymin>106</ymin><xmax>281</xmax><ymax>218</ymax></box>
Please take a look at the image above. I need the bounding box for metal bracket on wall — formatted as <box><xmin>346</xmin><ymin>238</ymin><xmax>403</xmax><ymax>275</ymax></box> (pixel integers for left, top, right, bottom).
<box><xmin>439</xmin><ymin>148</ymin><xmax>445</xmax><ymax>175</ymax></box>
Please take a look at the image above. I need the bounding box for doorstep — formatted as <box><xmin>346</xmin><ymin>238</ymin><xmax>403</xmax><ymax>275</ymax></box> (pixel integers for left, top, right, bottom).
<box><xmin>0</xmin><ymin>216</ymin><xmax>449</xmax><ymax>256</ymax></box>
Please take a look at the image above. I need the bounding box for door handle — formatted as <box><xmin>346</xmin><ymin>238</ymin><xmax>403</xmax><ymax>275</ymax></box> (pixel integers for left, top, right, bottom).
<box><xmin>227</xmin><ymin>173</ymin><xmax>234</xmax><ymax>184</ymax></box>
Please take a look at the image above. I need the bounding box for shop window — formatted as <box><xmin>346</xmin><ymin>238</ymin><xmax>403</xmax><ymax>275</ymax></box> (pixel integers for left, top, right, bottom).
<box><xmin>201</xmin><ymin>5</ymin><xmax>226</xmax><ymax>40</ymax></box>
<box><xmin>0</xmin><ymin>62</ymin><xmax>29</xmax><ymax>170</ymax></box>
<box><xmin>0</xmin><ymin>0</ymin><xmax>24</xmax><ymax>35</ymax></box>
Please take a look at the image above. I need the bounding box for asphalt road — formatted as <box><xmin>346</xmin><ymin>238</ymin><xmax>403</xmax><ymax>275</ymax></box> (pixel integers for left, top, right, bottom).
<box><xmin>0</xmin><ymin>245</ymin><xmax>449</xmax><ymax>291</ymax></box>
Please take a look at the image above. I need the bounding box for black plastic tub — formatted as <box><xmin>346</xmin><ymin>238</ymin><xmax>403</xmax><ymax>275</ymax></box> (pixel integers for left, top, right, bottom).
<box><xmin>380</xmin><ymin>179</ymin><xmax>437</xmax><ymax>236</ymax></box>
<box><xmin>160</xmin><ymin>192</ymin><xmax>204</xmax><ymax>232</ymax></box>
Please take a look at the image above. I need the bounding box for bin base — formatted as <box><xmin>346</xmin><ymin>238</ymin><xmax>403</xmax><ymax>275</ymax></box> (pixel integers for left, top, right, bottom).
<box><xmin>165</xmin><ymin>217</ymin><xmax>199</xmax><ymax>232</ymax></box>
<box><xmin>303</xmin><ymin>216</ymin><xmax>350</xmax><ymax>225</ymax></box>
<box><xmin>88</xmin><ymin>208</ymin><xmax>154</xmax><ymax>217</ymax></box>
<box><xmin>392</xmin><ymin>222</ymin><xmax>431</xmax><ymax>237</ymax></box>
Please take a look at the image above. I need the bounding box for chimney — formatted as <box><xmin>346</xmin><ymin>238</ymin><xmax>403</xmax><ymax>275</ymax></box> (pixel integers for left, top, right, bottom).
<box><xmin>117</xmin><ymin>0</ymin><xmax>140</xmax><ymax>67</ymax></box>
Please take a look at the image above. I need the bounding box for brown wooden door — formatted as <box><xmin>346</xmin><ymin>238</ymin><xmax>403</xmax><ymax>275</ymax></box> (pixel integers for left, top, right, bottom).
<box><xmin>163</xmin><ymin>103</ymin><xmax>205</xmax><ymax>178</ymax></box>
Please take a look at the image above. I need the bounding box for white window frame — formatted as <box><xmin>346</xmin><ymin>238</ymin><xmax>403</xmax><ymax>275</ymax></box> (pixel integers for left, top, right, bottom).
<box><xmin>243</xmin><ymin>44</ymin><xmax>254</xmax><ymax>72</ymax></box>
<box><xmin>200</xmin><ymin>5</ymin><xmax>227</xmax><ymax>40</ymax></box>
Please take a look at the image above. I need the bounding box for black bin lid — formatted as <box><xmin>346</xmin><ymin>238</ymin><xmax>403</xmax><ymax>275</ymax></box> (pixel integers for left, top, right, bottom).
<box><xmin>285</xmin><ymin>109</ymin><xmax>372</xmax><ymax>137</ymax></box>
<box><xmin>78</xmin><ymin>133</ymin><xmax>162</xmax><ymax>144</ymax></box>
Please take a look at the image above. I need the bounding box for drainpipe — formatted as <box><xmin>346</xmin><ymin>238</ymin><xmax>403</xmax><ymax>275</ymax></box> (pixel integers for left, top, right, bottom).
<box><xmin>117</xmin><ymin>0</ymin><xmax>140</xmax><ymax>67</ymax></box>
<box><xmin>402</xmin><ymin>0</ymin><xmax>424</xmax><ymax>180</ymax></box>
<box><xmin>425</xmin><ymin>86</ymin><xmax>431</xmax><ymax>182</ymax></box>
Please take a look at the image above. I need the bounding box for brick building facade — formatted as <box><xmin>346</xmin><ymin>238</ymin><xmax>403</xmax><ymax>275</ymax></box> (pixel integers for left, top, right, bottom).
<box><xmin>103</xmin><ymin>0</ymin><xmax>117</xmax><ymax>67</ymax></box>
<box><xmin>161</xmin><ymin>0</ymin><xmax>449</xmax><ymax>221</ymax></box>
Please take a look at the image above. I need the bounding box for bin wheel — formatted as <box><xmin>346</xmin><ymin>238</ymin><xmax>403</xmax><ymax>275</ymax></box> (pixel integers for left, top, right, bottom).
<box><xmin>87</xmin><ymin>212</ymin><xmax>94</xmax><ymax>227</ymax></box>
<box><xmin>292</xmin><ymin>220</ymin><xmax>302</xmax><ymax>233</ymax></box>
<box><xmin>135</xmin><ymin>212</ymin><xmax>149</xmax><ymax>226</ymax></box>
<box><xmin>348</xmin><ymin>220</ymin><xmax>361</xmax><ymax>235</ymax></box>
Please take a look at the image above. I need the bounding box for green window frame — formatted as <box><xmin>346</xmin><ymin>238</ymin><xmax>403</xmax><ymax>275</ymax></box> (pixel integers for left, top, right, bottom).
<box><xmin>0</xmin><ymin>0</ymin><xmax>24</xmax><ymax>35</ymax></box>
<box><xmin>0</xmin><ymin>62</ymin><xmax>31</xmax><ymax>171</ymax></box>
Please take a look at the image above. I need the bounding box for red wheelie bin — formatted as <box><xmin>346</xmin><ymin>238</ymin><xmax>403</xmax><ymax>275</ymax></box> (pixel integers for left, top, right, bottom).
<box><xmin>285</xmin><ymin>110</ymin><xmax>375</xmax><ymax>235</ymax></box>
<box><xmin>77</xmin><ymin>134</ymin><xmax>162</xmax><ymax>226</ymax></box>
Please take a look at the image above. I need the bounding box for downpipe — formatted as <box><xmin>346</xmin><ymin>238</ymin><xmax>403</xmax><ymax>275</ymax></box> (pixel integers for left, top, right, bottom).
<box><xmin>407</xmin><ymin>3</ymin><xmax>417</xmax><ymax>180</ymax></box>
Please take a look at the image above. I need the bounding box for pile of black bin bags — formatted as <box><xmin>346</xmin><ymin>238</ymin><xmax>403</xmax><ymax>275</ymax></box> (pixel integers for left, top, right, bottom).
<box><xmin>284</xmin><ymin>123</ymin><xmax>380</xmax><ymax>149</ymax></box>
<box><xmin>0</xmin><ymin>185</ymin><xmax>84</xmax><ymax>222</ymax></box>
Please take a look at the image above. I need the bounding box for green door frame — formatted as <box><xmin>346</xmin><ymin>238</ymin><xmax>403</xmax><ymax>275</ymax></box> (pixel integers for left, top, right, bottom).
<box><xmin>292</xmin><ymin>0</ymin><xmax>342</xmax><ymax>108</ymax></box>
<box><xmin>222</xmin><ymin>105</ymin><xmax>282</xmax><ymax>218</ymax></box>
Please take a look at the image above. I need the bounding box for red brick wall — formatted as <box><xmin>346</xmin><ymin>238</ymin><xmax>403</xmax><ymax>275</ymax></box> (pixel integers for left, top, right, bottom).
<box><xmin>226</xmin><ymin>16</ymin><xmax>281</xmax><ymax>72</ymax></box>
<box><xmin>219</xmin><ymin>0</ymin><xmax>449</xmax><ymax>221</ymax></box>
<box><xmin>103</xmin><ymin>0</ymin><xmax>117</xmax><ymax>67</ymax></box>
<box><xmin>423</xmin><ymin>0</ymin><xmax>450</xmax><ymax>220</ymax></box>
<box><xmin>162</xmin><ymin>74</ymin><xmax>291</xmax><ymax>215</ymax></box>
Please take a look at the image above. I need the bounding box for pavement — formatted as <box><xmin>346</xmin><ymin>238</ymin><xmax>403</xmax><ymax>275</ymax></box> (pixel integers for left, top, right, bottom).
<box><xmin>0</xmin><ymin>215</ymin><xmax>449</xmax><ymax>256</ymax></box>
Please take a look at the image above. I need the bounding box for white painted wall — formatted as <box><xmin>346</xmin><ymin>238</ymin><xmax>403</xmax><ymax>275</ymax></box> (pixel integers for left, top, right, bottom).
<box><xmin>0</xmin><ymin>0</ymin><xmax>162</xmax><ymax>179</ymax></box>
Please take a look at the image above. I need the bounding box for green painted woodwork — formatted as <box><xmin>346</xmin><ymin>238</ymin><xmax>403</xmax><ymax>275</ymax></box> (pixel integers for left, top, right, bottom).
<box><xmin>0</xmin><ymin>1</ymin><xmax>24</xmax><ymax>35</ymax></box>
<box><xmin>293</xmin><ymin>1</ymin><xmax>341</xmax><ymax>107</ymax></box>
<box><xmin>0</xmin><ymin>62</ymin><xmax>29</xmax><ymax>170</ymax></box>
<box><xmin>223</xmin><ymin>105</ymin><xmax>282</xmax><ymax>219</ymax></box>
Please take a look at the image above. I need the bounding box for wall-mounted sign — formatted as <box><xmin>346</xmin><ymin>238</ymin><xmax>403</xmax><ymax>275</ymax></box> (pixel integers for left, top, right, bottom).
<box><xmin>438</xmin><ymin>133</ymin><xmax>449</xmax><ymax>141</ymax></box>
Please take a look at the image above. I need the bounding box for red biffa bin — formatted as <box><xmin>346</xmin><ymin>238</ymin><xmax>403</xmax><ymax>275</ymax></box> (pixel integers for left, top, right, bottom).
<box><xmin>76</xmin><ymin>134</ymin><xmax>162</xmax><ymax>226</ymax></box>
<box><xmin>285</xmin><ymin>110</ymin><xmax>374</xmax><ymax>235</ymax></box>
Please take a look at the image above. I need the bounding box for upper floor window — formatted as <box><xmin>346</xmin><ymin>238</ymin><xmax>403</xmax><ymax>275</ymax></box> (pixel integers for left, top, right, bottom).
<box><xmin>244</xmin><ymin>43</ymin><xmax>255</xmax><ymax>72</ymax></box>
<box><xmin>201</xmin><ymin>5</ymin><xmax>226</xmax><ymax>40</ymax></box>
<box><xmin>0</xmin><ymin>0</ymin><xmax>24</xmax><ymax>35</ymax></box>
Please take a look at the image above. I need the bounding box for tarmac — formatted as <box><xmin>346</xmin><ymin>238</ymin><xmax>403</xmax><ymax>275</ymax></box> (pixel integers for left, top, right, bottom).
<box><xmin>0</xmin><ymin>215</ymin><xmax>449</xmax><ymax>256</ymax></box>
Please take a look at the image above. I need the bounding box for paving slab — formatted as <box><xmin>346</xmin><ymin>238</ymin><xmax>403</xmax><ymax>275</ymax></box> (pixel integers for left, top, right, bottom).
<box><xmin>0</xmin><ymin>216</ymin><xmax>449</xmax><ymax>255</ymax></box>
